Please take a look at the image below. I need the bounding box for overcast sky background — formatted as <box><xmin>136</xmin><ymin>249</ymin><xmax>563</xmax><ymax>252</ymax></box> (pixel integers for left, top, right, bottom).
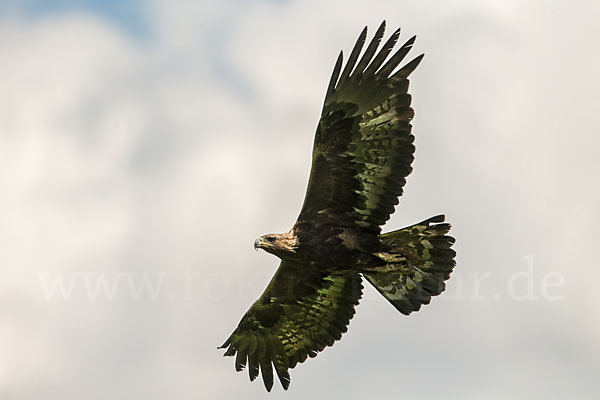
<box><xmin>1</xmin><ymin>0</ymin><xmax>599</xmax><ymax>399</ymax></box>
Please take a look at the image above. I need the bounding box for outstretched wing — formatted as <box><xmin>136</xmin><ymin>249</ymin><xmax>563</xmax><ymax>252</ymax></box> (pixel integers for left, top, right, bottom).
<box><xmin>219</xmin><ymin>261</ymin><xmax>362</xmax><ymax>391</ymax></box>
<box><xmin>297</xmin><ymin>21</ymin><xmax>423</xmax><ymax>235</ymax></box>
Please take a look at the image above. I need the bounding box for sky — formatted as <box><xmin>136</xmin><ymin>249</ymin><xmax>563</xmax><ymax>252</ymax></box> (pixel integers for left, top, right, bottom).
<box><xmin>1</xmin><ymin>0</ymin><xmax>599</xmax><ymax>399</ymax></box>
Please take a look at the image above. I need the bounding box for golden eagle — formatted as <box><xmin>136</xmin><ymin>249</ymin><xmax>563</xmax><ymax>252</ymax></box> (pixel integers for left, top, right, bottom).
<box><xmin>219</xmin><ymin>21</ymin><xmax>456</xmax><ymax>391</ymax></box>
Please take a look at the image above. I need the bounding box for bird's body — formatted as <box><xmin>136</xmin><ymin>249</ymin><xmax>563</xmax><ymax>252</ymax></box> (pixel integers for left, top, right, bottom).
<box><xmin>258</xmin><ymin>226</ymin><xmax>381</xmax><ymax>269</ymax></box>
<box><xmin>220</xmin><ymin>21</ymin><xmax>456</xmax><ymax>391</ymax></box>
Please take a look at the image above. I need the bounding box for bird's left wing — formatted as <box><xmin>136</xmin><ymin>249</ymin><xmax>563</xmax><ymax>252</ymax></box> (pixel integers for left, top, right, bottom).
<box><xmin>219</xmin><ymin>261</ymin><xmax>362</xmax><ymax>391</ymax></box>
<box><xmin>296</xmin><ymin>21</ymin><xmax>423</xmax><ymax>235</ymax></box>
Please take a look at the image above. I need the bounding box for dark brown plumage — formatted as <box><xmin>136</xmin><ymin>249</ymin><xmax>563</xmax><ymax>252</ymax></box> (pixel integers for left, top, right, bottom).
<box><xmin>219</xmin><ymin>21</ymin><xmax>456</xmax><ymax>391</ymax></box>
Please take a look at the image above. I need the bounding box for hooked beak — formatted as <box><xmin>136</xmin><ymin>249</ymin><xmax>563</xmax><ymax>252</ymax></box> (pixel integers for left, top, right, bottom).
<box><xmin>254</xmin><ymin>237</ymin><xmax>268</xmax><ymax>251</ymax></box>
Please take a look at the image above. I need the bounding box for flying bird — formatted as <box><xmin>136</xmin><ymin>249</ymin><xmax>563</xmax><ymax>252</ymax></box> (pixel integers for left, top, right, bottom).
<box><xmin>219</xmin><ymin>21</ymin><xmax>456</xmax><ymax>391</ymax></box>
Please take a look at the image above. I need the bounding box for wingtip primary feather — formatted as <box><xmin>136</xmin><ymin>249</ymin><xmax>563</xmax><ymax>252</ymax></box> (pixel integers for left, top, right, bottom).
<box><xmin>378</xmin><ymin>35</ymin><xmax>418</xmax><ymax>77</ymax></box>
<box><xmin>353</xmin><ymin>21</ymin><xmax>387</xmax><ymax>76</ymax></box>
<box><xmin>248</xmin><ymin>352</ymin><xmax>260</xmax><ymax>382</ymax></box>
<box><xmin>235</xmin><ymin>351</ymin><xmax>247</xmax><ymax>372</ymax></box>
<box><xmin>275</xmin><ymin>365</ymin><xmax>291</xmax><ymax>390</ymax></box>
<box><xmin>391</xmin><ymin>53</ymin><xmax>424</xmax><ymax>79</ymax></box>
<box><xmin>218</xmin><ymin>337</ymin><xmax>231</xmax><ymax>349</ymax></box>
<box><xmin>260</xmin><ymin>360</ymin><xmax>274</xmax><ymax>392</ymax></box>
<box><xmin>338</xmin><ymin>25</ymin><xmax>368</xmax><ymax>84</ymax></box>
<box><xmin>364</xmin><ymin>26</ymin><xmax>401</xmax><ymax>76</ymax></box>
<box><xmin>325</xmin><ymin>50</ymin><xmax>344</xmax><ymax>97</ymax></box>
<box><xmin>223</xmin><ymin>345</ymin><xmax>237</xmax><ymax>357</ymax></box>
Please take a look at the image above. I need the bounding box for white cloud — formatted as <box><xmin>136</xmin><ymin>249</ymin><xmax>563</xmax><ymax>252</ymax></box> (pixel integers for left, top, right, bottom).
<box><xmin>1</xmin><ymin>1</ymin><xmax>599</xmax><ymax>399</ymax></box>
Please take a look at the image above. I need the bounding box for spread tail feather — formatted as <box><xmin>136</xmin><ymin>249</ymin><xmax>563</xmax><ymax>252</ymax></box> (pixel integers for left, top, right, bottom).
<box><xmin>364</xmin><ymin>215</ymin><xmax>456</xmax><ymax>315</ymax></box>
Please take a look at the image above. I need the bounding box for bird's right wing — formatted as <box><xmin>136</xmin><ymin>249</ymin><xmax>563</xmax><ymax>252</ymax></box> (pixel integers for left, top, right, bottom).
<box><xmin>219</xmin><ymin>261</ymin><xmax>362</xmax><ymax>391</ymax></box>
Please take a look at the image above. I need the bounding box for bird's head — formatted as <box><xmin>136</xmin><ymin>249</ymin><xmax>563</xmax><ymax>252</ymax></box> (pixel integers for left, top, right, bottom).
<box><xmin>253</xmin><ymin>235</ymin><xmax>275</xmax><ymax>251</ymax></box>
<box><xmin>254</xmin><ymin>231</ymin><xmax>299</xmax><ymax>256</ymax></box>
